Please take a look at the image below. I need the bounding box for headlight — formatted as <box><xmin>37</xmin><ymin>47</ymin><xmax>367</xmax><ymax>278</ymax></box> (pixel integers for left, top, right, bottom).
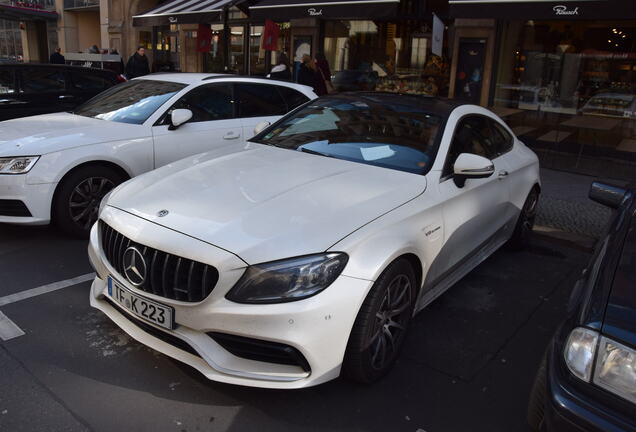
<box><xmin>593</xmin><ymin>337</ymin><xmax>636</xmax><ymax>404</ymax></box>
<box><xmin>0</xmin><ymin>156</ymin><xmax>40</xmax><ymax>174</ymax></box>
<box><xmin>564</xmin><ymin>327</ymin><xmax>599</xmax><ymax>382</ymax></box>
<box><xmin>226</xmin><ymin>253</ymin><xmax>348</xmax><ymax>304</ymax></box>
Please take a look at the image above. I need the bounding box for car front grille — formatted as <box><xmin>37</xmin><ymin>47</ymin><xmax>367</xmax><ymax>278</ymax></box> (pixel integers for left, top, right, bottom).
<box><xmin>99</xmin><ymin>221</ymin><xmax>219</xmax><ymax>303</ymax></box>
<box><xmin>0</xmin><ymin>199</ymin><xmax>31</xmax><ymax>217</ymax></box>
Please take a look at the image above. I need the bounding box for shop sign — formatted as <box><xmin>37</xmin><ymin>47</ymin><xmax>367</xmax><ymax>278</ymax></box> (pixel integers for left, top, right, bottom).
<box><xmin>169</xmin><ymin>16</ymin><xmax>178</xmax><ymax>23</ymax></box>
<box><xmin>553</xmin><ymin>5</ymin><xmax>579</xmax><ymax>15</ymax></box>
<box><xmin>307</xmin><ymin>7</ymin><xmax>323</xmax><ymax>16</ymax></box>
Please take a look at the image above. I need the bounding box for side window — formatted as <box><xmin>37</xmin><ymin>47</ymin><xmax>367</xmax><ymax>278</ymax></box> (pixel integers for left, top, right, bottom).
<box><xmin>69</xmin><ymin>71</ymin><xmax>111</xmax><ymax>91</ymax></box>
<box><xmin>0</xmin><ymin>70</ymin><xmax>17</xmax><ymax>94</ymax></box>
<box><xmin>443</xmin><ymin>116</ymin><xmax>496</xmax><ymax>176</ymax></box>
<box><xmin>277</xmin><ymin>86</ymin><xmax>310</xmax><ymax>112</ymax></box>
<box><xmin>20</xmin><ymin>69</ymin><xmax>66</xmax><ymax>93</ymax></box>
<box><xmin>236</xmin><ymin>83</ymin><xmax>287</xmax><ymax>118</ymax></box>
<box><xmin>167</xmin><ymin>84</ymin><xmax>233</xmax><ymax>123</ymax></box>
<box><xmin>490</xmin><ymin>120</ymin><xmax>514</xmax><ymax>156</ymax></box>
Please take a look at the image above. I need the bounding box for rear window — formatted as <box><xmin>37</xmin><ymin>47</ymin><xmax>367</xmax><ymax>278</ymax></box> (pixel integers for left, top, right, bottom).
<box><xmin>20</xmin><ymin>68</ymin><xmax>66</xmax><ymax>93</ymax></box>
<box><xmin>69</xmin><ymin>71</ymin><xmax>114</xmax><ymax>91</ymax></box>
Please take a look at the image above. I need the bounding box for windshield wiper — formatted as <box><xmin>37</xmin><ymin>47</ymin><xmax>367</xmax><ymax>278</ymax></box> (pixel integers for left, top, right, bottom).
<box><xmin>299</xmin><ymin>147</ymin><xmax>334</xmax><ymax>158</ymax></box>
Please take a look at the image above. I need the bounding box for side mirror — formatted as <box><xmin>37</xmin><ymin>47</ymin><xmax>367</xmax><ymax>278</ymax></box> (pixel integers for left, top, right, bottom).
<box><xmin>253</xmin><ymin>120</ymin><xmax>271</xmax><ymax>136</ymax></box>
<box><xmin>452</xmin><ymin>153</ymin><xmax>495</xmax><ymax>188</ymax></box>
<box><xmin>589</xmin><ymin>181</ymin><xmax>627</xmax><ymax>209</ymax></box>
<box><xmin>168</xmin><ymin>108</ymin><xmax>193</xmax><ymax>130</ymax></box>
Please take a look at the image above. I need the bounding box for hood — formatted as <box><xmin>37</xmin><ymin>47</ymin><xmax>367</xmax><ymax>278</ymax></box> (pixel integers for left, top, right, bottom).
<box><xmin>108</xmin><ymin>143</ymin><xmax>427</xmax><ymax>264</ymax></box>
<box><xmin>0</xmin><ymin>113</ymin><xmax>147</xmax><ymax>157</ymax></box>
<box><xmin>602</xmin><ymin>211</ymin><xmax>636</xmax><ymax>348</ymax></box>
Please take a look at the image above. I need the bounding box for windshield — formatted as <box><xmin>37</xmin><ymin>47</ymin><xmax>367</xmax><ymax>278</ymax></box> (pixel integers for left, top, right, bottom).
<box><xmin>254</xmin><ymin>97</ymin><xmax>443</xmax><ymax>174</ymax></box>
<box><xmin>74</xmin><ymin>80</ymin><xmax>186</xmax><ymax>124</ymax></box>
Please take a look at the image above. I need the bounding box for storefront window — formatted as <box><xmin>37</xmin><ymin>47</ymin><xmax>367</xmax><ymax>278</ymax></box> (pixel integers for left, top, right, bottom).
<box><xmin>203</xmin><ymin>24</ymin><xmax>226</xmax><ymax>73</ymax></box>
<box><xmin>323</xmin><ymin>20</ymin><xmax>450</xmax><ymax>96</ymax></box>
<box><xmin>493</xmin><ymin>20</ymin><xmax>636</xmax><ymax>180</ymax></box>
<box><xmin>0</xmin><ymin>19</ymin><xmax>23</xmax><ymax>62</ymax></box>
<box><xmin>154</xmin><ymin>27</ymin><xmax>179</xmax><ymax>72</ymax></box>
<box><xmin>230</xmin><ymin>25</ymin><xmax>245</xmax><ymax>74</ymax></box>
<box><xmin>249</xmin><ymin>25</ymin><xmax>266</xmax><ymax>76</ymax></box>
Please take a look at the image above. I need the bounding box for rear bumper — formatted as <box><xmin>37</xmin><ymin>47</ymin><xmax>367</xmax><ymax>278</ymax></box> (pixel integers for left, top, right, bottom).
<box><xmin>0</xmin><ymin>174</ymin><xmax>55</xmax><ymax>225</ymax></box>
<box><xmin>543</xmin><ymin>339</ymin><xmax>636</xmax><ymax>432</ymax></box>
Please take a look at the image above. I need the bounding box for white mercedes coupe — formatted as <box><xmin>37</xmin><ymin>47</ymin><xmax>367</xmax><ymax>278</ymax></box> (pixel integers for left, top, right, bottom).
<box><xmin>0</xmin><ymin>74</ymin><xmax>315</xmax><ymax>235</ymax></box>
<box><xmin>88</xmin><ymin>93</ymin><xmax>540</xmax><ymax>389</ymax></box>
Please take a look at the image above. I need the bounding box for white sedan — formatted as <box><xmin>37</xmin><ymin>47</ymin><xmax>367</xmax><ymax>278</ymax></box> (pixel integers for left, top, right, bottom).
<box><xmin>88</xmin><ymin>93</ymin><xmax>540</xmax><ymax>388</ymax></box>
<box><xmin>0</xmin><ymin>74</ymin><xmax>316</xmax><ymax>235</ymax></box>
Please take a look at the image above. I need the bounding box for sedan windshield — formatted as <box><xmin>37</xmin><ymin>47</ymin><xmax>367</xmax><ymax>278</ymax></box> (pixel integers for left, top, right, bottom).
<box><xmin>74</xmin><ymin>80</ymin><xmax>186</xmax><ymax>125</ymax></box>
<box><xmin>254</xmin><ymin>96</ymin><xmax>443</xmax><ymax>174</ymax></box>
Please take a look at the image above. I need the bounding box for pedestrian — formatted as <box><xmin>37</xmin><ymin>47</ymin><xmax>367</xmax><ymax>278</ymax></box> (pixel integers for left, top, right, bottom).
<box><xmin>316</xmin><ymin>52</ymin><xmax>334</xmax><ymax>94</ymax></box>
<box><xmin>50</xmin><ymin>47</ymin><xmax>64</xmax><ymax>65</ymax></box>
<box><xmin>267</xmin><ymin>52</ymin><xmax>291</xmax><ymax>81</ymax></box>
<box><xmin>298</xmin><ymin>54</ymin><xmax>327</xmax><ymax>95</ymax></box>
<box><xmin>125</xmin><ymin>46</ymin><xmax>150</xmax><ymax>79</ymax></box>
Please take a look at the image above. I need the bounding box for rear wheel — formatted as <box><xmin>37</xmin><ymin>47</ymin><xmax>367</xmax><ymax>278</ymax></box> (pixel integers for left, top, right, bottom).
<box><xmin>508</xmin><ymin>187</ymin><xmax>540</xmax><ymax>250</ymax></box>
<box><xmin>53</xmin><ymin>165</ymin><xmax>124</xmax><ymax>237</ymax></box>
<box><xmin>342</xmin><ymin>259</ymin><xmax>416</xmax><ymax>383</ymax></box>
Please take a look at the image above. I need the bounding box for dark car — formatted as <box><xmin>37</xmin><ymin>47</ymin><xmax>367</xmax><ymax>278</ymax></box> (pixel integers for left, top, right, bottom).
<box><xmin>0</xmin><ymin>64</ymin><xmax>122</xmax><ymax>121</ymax></box>
<box><xmin>331</xmin><ymin>70</ymin><xmax>378</xmax><ymax>92</ymax></box>
<box><xmin>528</xmin><ymin>181</ymin><xmax>636</xmax><ymax>431</ymax></box>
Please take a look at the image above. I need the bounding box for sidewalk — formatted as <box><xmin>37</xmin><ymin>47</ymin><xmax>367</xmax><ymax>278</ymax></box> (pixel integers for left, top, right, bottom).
<box><xmin>535</xmin><ymin>168</ymin><xmax>612</xmax><ymax>244</ymax></box>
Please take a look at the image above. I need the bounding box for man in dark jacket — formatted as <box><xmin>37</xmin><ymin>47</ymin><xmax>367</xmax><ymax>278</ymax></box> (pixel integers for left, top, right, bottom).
<box><xmin>50</xmin><ymin>48</ymin><xmax>65</xmax><ymax>65</ymax></box>
<box><xmin>125</xmin><ymin>46</ymin><xmax>150</xmax><ymax>79</ymax></box>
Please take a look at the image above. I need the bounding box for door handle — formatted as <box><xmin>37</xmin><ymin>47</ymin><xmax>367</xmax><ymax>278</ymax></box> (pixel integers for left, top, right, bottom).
<box><xmin>223</xmin><ymin>132</ymin><xmax>240</xmax><ymax>140</ymax></box>
<box><xmin>498</xmin><ymin>170</ymin><xmax>509</xmax><ymax>179</ymax></box>
<box><xmin>58</xmin><ymin>95</ymin><xmax>74</xmax><ymax>100</ymax></box>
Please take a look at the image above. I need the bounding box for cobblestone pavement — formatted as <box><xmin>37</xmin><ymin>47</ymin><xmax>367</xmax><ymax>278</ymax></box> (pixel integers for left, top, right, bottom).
<box><xmin>536</xmin><ymin>168</ymin><xmax>613</xmax><ymax>238</ymax></box>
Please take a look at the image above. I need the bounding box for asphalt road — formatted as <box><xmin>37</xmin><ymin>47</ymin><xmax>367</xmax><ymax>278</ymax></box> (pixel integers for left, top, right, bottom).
<box><xmin>0</xmin><ymin>223</ymin><xmax>590</xmax><ymax>432</ymax></box>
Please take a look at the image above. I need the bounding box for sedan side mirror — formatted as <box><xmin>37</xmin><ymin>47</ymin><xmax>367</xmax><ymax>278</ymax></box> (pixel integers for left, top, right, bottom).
<box><xmin>168</xmin><ymin>109</ymin><xmax>193</xmax><ymax>130</ymax></box>
<box><xmin>589</xmin><ymin>181</ymin><xmax>627</xmax><ymax>209</ymax></box>
<box><xmin>253</xmin><ymin>120</ymin><xmax>271</xmax><ymax>136</ymax></box>
<box><xmin>453</xmin><ymin>153</ymin><xmax>495</xmax><ymax>188</ymax></box>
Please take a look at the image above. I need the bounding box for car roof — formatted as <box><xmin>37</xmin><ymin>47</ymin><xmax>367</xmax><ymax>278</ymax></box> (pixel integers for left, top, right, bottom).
<box><xmin>320</xmin><ymin>91</ymin><xmax>469</xmax><ymax>117</ymax></box>
<box><xmin>0</xmin><ymin>63</ymin><xmax>114</xmax><ymax>74</ymax></box>
<box><xmin>136</xmin><ymin>73</ymin><xmax>314</xmax><ymax>92</ymax></box>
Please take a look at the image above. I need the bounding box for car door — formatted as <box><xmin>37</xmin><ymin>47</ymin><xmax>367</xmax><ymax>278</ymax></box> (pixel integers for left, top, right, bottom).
<box><xmin>235</xmin><ymin>83</ymin><xmax>295</xmax><ymax>140</ymax></box>
<box><xmin>151</xmin><ymin>82</ymin><xmax>243</xmax><ymax>168</ymax></box>
<box><xmin>431</xmin><ymin>115</ymin><xmax>513</xmax><ymax>284</ymax></box>
<box><xmin>18</xmin><ymin>67</ymin><xmax>72</xmax><ymax>116</ymax></box>
<box><xmin>0</xmin><ymin>67</ymin><xmax>24</xmax><ymax>121</ymax></box>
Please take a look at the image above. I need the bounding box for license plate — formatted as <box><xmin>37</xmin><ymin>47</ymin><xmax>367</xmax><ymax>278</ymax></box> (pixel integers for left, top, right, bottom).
<box><xmin>108</xmin><ymin>276</ymin><xmax>174</xmax><ymax>330</ymax></box>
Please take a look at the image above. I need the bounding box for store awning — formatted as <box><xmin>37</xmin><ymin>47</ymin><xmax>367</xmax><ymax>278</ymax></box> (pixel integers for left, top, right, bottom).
<box><xmin>249</xmin><ymin>0</ymin><xmax>401</xmax><ymax>21</ymax></box>
<box><xmin>0</xmin><ymin>3</ymin><xmax>58</xmax><ymax>21</ymax></box>
<box><xmin>449</xmin><ymin>0</ymin><xmax>635</xmax><ymax>20</ymax></box>
<box><xmin>133</xmin><ymin>0</ymin><xmax>241</xmax><ymax>26</ymax></box>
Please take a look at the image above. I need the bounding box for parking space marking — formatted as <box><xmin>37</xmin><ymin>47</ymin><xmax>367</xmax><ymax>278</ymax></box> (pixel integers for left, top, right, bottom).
<box><xmin>0</xmin><ymin>273</ymin><xmax>95</xmax><ymax>341</ymax></box>
<box><xmin>0</xmin><ymin>310</ymin><xmax>25</xmax><ymax>340</ymax></box>
<box><xmin>0</xmin><ymin>273</ymin><xmax>95</xmax><ymax>307</ymax></box>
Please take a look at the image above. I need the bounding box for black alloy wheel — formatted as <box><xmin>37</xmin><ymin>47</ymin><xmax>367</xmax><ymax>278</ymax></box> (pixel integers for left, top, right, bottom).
<box><xmin>53</xmin><ymin>165</ymin><xmax>124</xmax><ymax>237</ymax></box>
<box><xmin>343</xmin><ymin>259</ymin><xmax>416</xmax><ymax>383</ymax></box>
<box><xmin>508</xmin><ymin>187</ymin><xmax>540</xmax><ymax>250</ymax></box>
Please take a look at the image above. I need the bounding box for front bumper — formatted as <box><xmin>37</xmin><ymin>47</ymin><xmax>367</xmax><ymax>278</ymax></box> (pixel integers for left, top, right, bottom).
<box><xmin>0</xmin><ymin>174</ymin><xmax>56</xmax><ymax>225</ymax></box>
<box><xmin>88</xmin><ymin>209</ymin><xmax>373</xmax><ymax>389</ymax></box>
<box><xmin>542</xmin><ymin>337</ymin><xmax>636</xmax><ymax>432</ymax></box>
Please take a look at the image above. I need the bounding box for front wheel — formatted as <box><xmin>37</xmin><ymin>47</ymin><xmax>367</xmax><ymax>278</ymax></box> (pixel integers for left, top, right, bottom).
<box><xmin>53</xmin><ymin>165</ymin><xmax>124</xmax><ymax>237</ymax></box>
<box><xmin>342</xmin><ymin>259</ymin><xmax>416</xmax><ymax>383</ymax></box>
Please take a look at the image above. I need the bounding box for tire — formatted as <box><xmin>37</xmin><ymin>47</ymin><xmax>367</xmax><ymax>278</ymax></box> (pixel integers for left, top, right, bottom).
<box><xmin>53</xmin><ymin>165</ymin><xmax>124</xmax><ymax>237</ymax></box>
<box><xmin>508</xmin><ymin>187</ymin><xmax>540</xmax><ymax>250</ymax></box>
<box><xmin>527</xmin><ymin>352</ymin><xmax>548</xmax><ymax>431</ymax></box>
<box><xmin>342</xmin><ymin>259</ymin><xmax>416</xmax><ymax>384</ymax></box>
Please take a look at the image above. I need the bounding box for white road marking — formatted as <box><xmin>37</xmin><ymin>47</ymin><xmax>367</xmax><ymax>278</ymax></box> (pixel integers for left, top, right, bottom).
<box><xmin>0</xmin><ymin>310</ymin><xmax>25</xmax><ymax>341</ymax></box>
<box><xmin>0</xmin><ymin>273</ymin><xmax>95</xmax><ymax>341</ymax></box>
<box><xmin>0</xmin><ymin>273</ymin><xmax>95</xmax><ymax>307</ymax></box>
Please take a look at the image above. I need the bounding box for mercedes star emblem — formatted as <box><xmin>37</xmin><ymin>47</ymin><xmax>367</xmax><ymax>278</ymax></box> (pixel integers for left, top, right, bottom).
<box><xmin>123</xmin><ymin>246</ymin><xmax>147</xmax><ymax>286</ymax></box>
<box><xmin>157</xmin><ymin>209</ymin><xmax>169</xmax><ymax>217</ymax></box>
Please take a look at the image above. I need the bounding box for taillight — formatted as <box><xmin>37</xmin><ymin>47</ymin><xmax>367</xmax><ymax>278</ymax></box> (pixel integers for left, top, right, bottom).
<box><xmin>116</xmin><ymin>74</ymin><xmax>127</xmax><ymax>83</ymax></box>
